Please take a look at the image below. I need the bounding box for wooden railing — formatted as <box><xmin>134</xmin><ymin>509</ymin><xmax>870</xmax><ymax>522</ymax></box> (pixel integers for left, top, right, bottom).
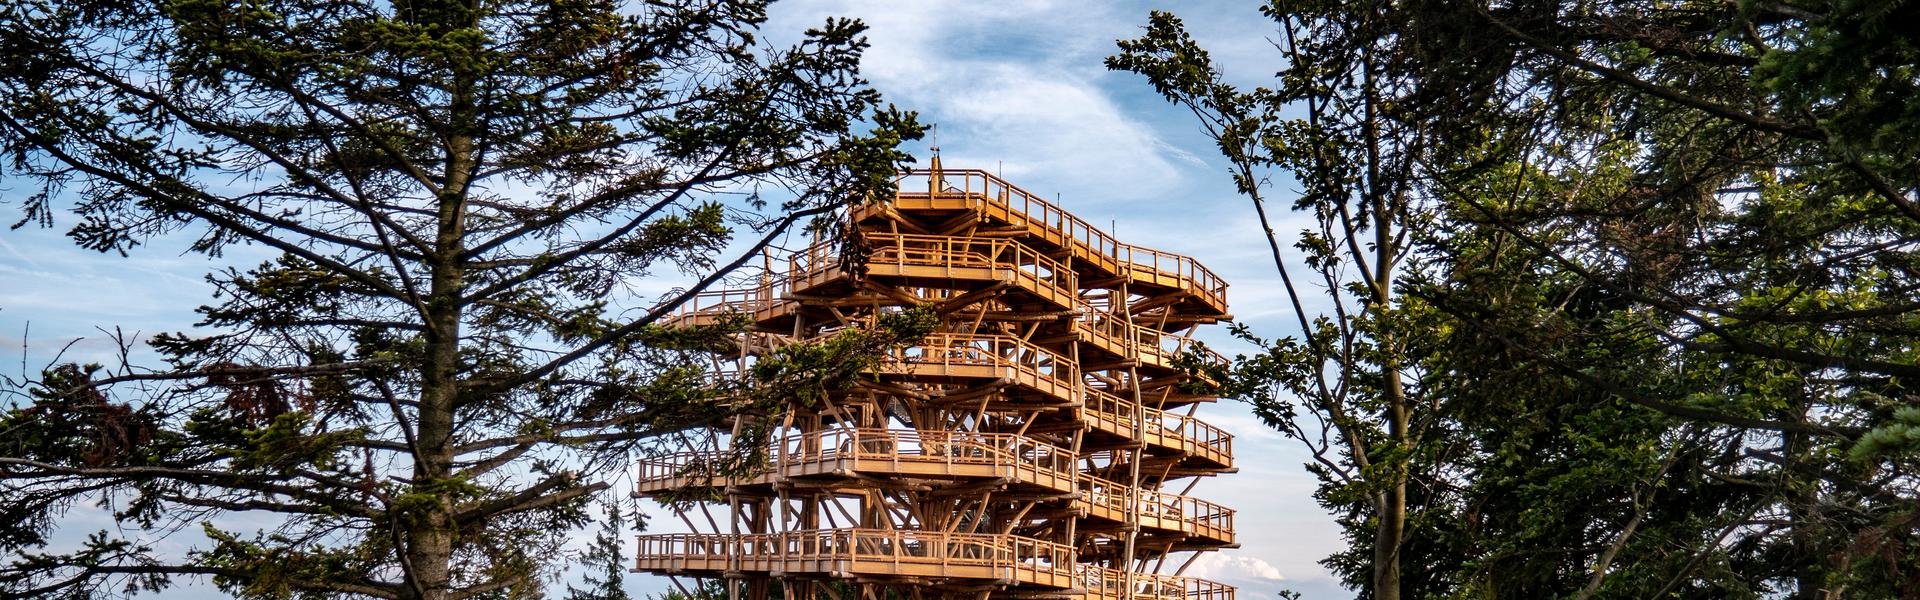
<box><xmin>1115</xmin><ymin>242</ymin><xmax>1227</xmax><ymax>313</ymax></box>
<box><xmin>639</xmin><ymin>334</ymin><xmax>1226</xmax><ymax>467</ymax></box>
<box><xmin>635</xmin><ymin>428</ymin><xmax>1080</xmax><ymax>493</ymax></box>
<box><xmin>1085</xmin><ymin>388</ymin><xmax>1234</xmax><ymax>467</ymax></box>
<box><xmin>666</xmin><ymin>230</ymin><xmax>1086</xmax><ymax>324</ymax></box>
<box><xmin>1078</xmin><ymin>565</ymin><xmax>1238</xmax><ymax>600</ymax></box>
<box><xmin>1081</xmin><ymin>476</ymin><xmax>1235</xmax><ymax>543</ymax></box>
<box><xmin>863</xmin><ymin>232</ymin><xmax>1080</xmax><ymax>309</ymax></box>
<box><xmin>889</xmin><ymin>169</ymin><xmax>1227</xmax><ymax>311</ymax></box>
<box><xmin>636</xmin><ymin>429</ymin><xmax>1232</xmax><ymax>541</ymax></box>
<box><xmin>661</xmin><ymin>237</ymin><xmax>1225</xmax><ymax>385</ymax></box>
<box><xmin>635</xmin><ymin>529</ymin><xmax>1078</xmax><ymax>588</ymax></box>
<box><xmin>884</xmin><ymin>333</ymin><xmax>1078</xmax><ymax>400</ymax></box>
<box><xmin>1077</xmin><ymin>310</ymin><xmax>1229</xmax><ymax>375</ymax></box>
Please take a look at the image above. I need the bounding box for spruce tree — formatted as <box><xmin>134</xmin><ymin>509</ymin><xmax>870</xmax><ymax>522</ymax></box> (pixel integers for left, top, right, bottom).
<box><xmin>565</xmin><ymin>500</ymin><xmax>633</xmax><ymax>600</ymax></box>
<box><xmin>0</xmin><ymin>0</ymin><xmax>921</xmax><ymax>598</ymax></box>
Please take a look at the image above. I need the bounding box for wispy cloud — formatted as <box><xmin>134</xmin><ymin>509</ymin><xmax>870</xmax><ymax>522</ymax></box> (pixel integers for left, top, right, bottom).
<box><xmin>770</xmin><ymin>0</ymin><xmax>1194</xmax><ymax>200</ymax></box>
<box><xmin>1187</xmin><ymin>552</ymin><xmax>1288</xmax><ymax>582</ymax></box>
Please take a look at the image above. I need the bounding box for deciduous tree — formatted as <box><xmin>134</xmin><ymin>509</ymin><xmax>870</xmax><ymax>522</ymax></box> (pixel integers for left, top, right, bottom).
<box><xmin>1112</xmin><ymin>8</ymin><xmax>1446</xmax><ymax>599</ymax></box>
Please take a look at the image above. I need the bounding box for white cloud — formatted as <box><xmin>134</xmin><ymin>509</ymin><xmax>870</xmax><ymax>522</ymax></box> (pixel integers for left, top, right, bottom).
<box><xmin>768</xmin><ymin>0</ymin><xmax>1193</xmax><ymax>199</ymax></box>
<box><xmin>1185</xmin><ymin>552</ymin><xmax>1288</xmax><ymax>582</ymax></box>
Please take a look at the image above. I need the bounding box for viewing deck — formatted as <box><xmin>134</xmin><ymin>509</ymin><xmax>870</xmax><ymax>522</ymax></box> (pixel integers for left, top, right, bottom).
<box><xmin>634</xmin><ymin>428</ymin><xmax>1080</xmax><ymax>497</ymax></box>
<box><xmin>877</xmin><ymin>333</ymin><xmax>1082</xmax><ymax>407</ymax></box>
<box><xmin>659</xmin><ymin>234</ymin><xmax>1228</xmax><ymax>385</ymax></box>
<box><xmin>632</xmin><ymin>428</ymin><xmax>1234</xmax><ymax>548</ymax></box>
<box><xmin>1082</xmin><ymin>389</ymin><xmax>1233</xmax><ymax>472</ymax></box>
<box><xmin>862</xmin><ymin>169</ymin><xmax>1228</xmax><ymax>317</ymax></box>
<box><xmin>633</xmin><ymin>529</ymin><xmax>1236</xmax><ymax>600</ymax></box>
<box><xmin>1080</xmin><ymin>476</ymin><xmax>1235</xmax><ymax>549</ymax></box>
<box><xmin>635</xmin><ymin>529</ymin><xmax>1077</xmax><ymax>589</ymax></box>
<box><xmin>694</xmin><ymin>338</ymin><xmax>1236</xmax><ymax>470</ymax></box>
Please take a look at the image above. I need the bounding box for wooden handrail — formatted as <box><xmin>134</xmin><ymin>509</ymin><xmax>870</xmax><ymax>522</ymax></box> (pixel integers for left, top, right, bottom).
<box><xmin>1077</xmin><ymin>309</ymin><xmax>1229</xmax><ymax>373</ymax></box>
<box><xmin>891</xmin><ymin>169</ymin><xmax>1228</xmax><ymax>310</ymax></box>
<box><xmin>652</xmin><ymin>335</ymin><xmax>1226</xmax><ymax>466</ymax></box>
<box><xmin>1085</xmin><ymin>387</ymin><xmax>1234</xmax><ymax>463</ymax></box>
<box><xmin>636</xmin><ymin>430</ymin><xmax>1233</xmax><ymax>542</ymax></box>
<box><xmin>661</xmin><ymin>234</ymin><xmax>1227</xmax><ymax>384</ymax></box>
<box><xmin>884</xmin><ymin>332</ymin><xmax>1078</xmax><ymax>391</ymax></box>
<box><xmin>1081</xmin><ymin>475</ymin><xmax>1235</xmax><ymax>539</ymax></box>
<box><xmin>862</xmin><ymin>232</ymin><xmax>1080</xmax><ymax>306</ymax></box>
<box><xmin>635</xmin><ymin>528</ymin><xmax>1080</xmax><ymax>584</ymax></box>
<box><xmin>1077</xmin><ymin>565</ymin><xmax>1238</xmax><ymax>600</ymax></box>
<box><xmin>636</xmin><ymin>428</ymin><xmax>1079</xmax><ymax>487</ymax></box>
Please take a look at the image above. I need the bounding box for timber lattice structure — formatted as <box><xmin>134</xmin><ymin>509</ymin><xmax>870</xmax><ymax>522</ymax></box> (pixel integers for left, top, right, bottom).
<box><xmin>632</xmin><ymin>162</ymin><xmax>1238</xmax><ymax>600</ymax></box>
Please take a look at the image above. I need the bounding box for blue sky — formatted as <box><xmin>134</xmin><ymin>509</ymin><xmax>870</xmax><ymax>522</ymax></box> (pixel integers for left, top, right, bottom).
<box><xmin>0</xmin><ymin>1</ymin><xmax>1348</xmax><ymax>597</ymax></box>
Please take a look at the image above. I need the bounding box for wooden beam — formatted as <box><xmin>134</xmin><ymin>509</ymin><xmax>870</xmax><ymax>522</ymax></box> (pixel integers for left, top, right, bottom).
<box><xmin>857</xmin><ymin>280</ymin><xmax>925</xmax><ymax>306</ymax></box>
<box><xmin>945</xmin><ymin>310</ymin><xmax>1075</xmax><ymax>322</ymax></box>
<box><xmin>1127</xmin><ymin>293</ymin><xmax>1184</xmax><ymax>315</ymax></box>
<box><xmin>929</xmin><ymin>211</ymin><xmax>983</xmax><ymax>236</ymax></box>
<box><xmin>1083</xmin><ymin>359</ymin><xmax>1143</xmax><ymax>371</ymax></box>
<box><xmin>855</xmin><ymin>379</ymin><xmax>932</xmax><ymax>401</ymax></box>
<box><xmin>925</xmin><ymin>478</ymin><xmax>1008</xmax><ymax>498</ymax></box>
<box><xmin>934</xmin><ymin>281</ymin><xmax>1011</xmax><ymax>315</ymax></box>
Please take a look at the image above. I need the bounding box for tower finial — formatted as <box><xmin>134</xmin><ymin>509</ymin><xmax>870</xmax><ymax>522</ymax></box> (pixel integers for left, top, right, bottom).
<box><xmin>928</xmin><ymin>124</ymin><xmax>941</xmax><ymax>172</ymax></box>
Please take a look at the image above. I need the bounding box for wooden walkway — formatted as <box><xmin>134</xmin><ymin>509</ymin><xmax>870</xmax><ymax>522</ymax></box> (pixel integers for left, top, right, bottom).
<box><xmin>632</xmin><ymin>428</ymin><xmax>1234</xmax><ymax>548</ymax></box>
<box><xmin>634</xmin><ymin>529</ymin><xmax>1077</xmax><ymax>589</ymax></box>
<box><xmin>634</xmin><ymin>529</ymin><xmax>1235</xmax><ymax>600</ymax></box>
<box><xmin>864</xmin><ymin>170</ymin><xmax>1229</xmax><ymax>317</ymax></box>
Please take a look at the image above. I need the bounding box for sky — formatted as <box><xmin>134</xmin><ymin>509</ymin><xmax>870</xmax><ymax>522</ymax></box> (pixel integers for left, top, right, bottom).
<box><xmin>0</xmin><ymin>1</ymin><xmax>1349</xmax><ymax>598</ymax></box>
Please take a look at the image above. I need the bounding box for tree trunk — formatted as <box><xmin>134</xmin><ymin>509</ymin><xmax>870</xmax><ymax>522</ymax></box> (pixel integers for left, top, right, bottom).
<box><xmin>1373</xmin><ymin>367</ymin><xmax>1409</xmax><ymax>600</ymax></box>
<box><xmin>409</xmin><ymin>125</ymin><xmax>473</xmax><ymax>600</ymax></box>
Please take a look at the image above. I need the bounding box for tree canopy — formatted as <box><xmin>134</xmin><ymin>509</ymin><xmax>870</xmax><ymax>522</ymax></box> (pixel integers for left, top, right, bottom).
<box><xmin>1115</xmin><ymin>1</ymin><xmax>1920</xmax><ymax>597</ymax></box>
<box><xmin>0</xmin><ymin>0</ymin><xmax>920</xmax><ymax>598</ymax></box>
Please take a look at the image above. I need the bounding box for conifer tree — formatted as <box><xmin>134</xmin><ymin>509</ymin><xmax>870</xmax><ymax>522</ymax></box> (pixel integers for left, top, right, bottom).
<box><xmin>1115</xmin><ymin>1</ymin><xmax>1920</xmax><ymax>597</ymax></box>
<box><xmin>564</xmin><ymin>500</ymin><xmax>633</xmax><ymax>600</ymax></box>
<box><xmin>0</xmin><ymin>1</ymin><xmax>922</xmax><ymax>598</ymax></box>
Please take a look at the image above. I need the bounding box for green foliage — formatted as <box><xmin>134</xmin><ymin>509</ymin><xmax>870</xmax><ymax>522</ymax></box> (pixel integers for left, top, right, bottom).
<box><xmin>649</xmin><ymin>305</ymin><xmax>935</xmax><ymax>508</ymax></box>
<box><xmin>1853</xmin><ymin>406</ymin><xmax>1920</xmax><ymax>463</ymax></box>
<box><xmin>0</xmin><ymin>0</ymin><xmax>921</xmax><ymax>597</ymax></box>
<box><xmin>563</xmin><ymin>501</ymin><xmax>635</xmax><ymax>600</ymax></box>
<box><xmin>747</xmin><ymin>304</ymin><xmax>937</xmax><ymax>408</ymax></box>
<box><xmin>1117</xmin><ymin>0</ymin><xmax>1920</xmax><ymax>598</ymax></box>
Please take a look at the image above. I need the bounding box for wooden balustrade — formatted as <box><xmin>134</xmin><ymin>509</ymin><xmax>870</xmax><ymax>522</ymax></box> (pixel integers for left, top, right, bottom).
<box><xmin>889</xmin><ymin>169</ymin><xmax>1227</xmax><ymax>313</ymax></box>
<box><xmin>662</xmin><ymin>237</ymin><xmax>1223</xmax><ymax>387</ymax></box>
<box><xmin>654</xmin><ymin>332</ymin><xmax>1229</xmax><ymax>469</ymax></box>
<box><xmin>1076</xmin><ymin>310</ymin><xmax>1228</xmax><ymax>376</ymax></box>
<box><xmin>1084</xmin><ymin>388</ymin><xmax>1234</xmax><ymax>469</ymax></box>
<box><xmin>636</xmin><ymin>429</ymin><xmax>1231</xmax><ymax>545</ymax></box>
<box><xmin>636</xmin><ymin>528</ymin><xmax>1237</xmax><ymax>597</ymax></box>
<box><xmin>635</xmin><ymin>428</ymin><xmax>1080</xmax><ymax>495</ymax></box>
<box><xmin>634</xmin><ymin>529</ymin><xmax>1079</xmax><ymax>588</ymax></box>
<box><xmin>883</xmin><ymin>332</ymin><xmax>1079</xmax><ymax>402</ymax></box>
<box><xmin>1081</xmin><ymin>476</ymin><xmax>1235</xmax><ymax>545</ymax></box>
<box><xmin>1078</xmin><ymin>565</ymin><xmax>1238</xmax><ymax>600</ymax></box>
<box><xmin>862</xmin><ymin>232</ymin><xmax>1080</xmax><ymax>310</ymax></box>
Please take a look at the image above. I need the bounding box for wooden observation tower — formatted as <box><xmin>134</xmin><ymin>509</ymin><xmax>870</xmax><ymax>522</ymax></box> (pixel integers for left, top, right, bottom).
<box><xmin>632</xmin><ymin>160</ymin><xmax>1238</xmax><ymax>600</ymax></box>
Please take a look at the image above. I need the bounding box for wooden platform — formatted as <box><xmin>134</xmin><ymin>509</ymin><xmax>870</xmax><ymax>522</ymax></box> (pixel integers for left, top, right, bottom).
<box><xmin>632</xmin><ymin>429</ymin><xmax>1234</xmax><ymax>549</ymax></box>
<box><xmin>863</xmin><ymin>170</ymin><xmax>1229</xmax><ymax>318</ymax></box>
<box><xmin>634</xmin><ymin>529</ymin><xmax>1234</xmax><ymax>600</ymax></box>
